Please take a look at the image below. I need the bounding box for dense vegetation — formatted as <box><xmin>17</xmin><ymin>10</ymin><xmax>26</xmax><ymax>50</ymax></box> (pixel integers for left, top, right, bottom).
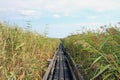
<box><xmin>0</xmin><ymin>22</ymin><xmax>59</xmax><ymax>80</ymax></box>
<box><xmin>63</xmin><ymin>26</ymin><xmax>120</xmax><ymax>80</ymax></box>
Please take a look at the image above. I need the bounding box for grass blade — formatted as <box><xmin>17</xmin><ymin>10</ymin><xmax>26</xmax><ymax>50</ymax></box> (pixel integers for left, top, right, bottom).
<box><xmin>90</xmin><ymin>56</ymin><xmax>102</xmax><ymax>68</ymax></box>
<box><xmin>91</xmin><ymin>65</ymin><xmax>110</xmax><ymax>80</ymax></box>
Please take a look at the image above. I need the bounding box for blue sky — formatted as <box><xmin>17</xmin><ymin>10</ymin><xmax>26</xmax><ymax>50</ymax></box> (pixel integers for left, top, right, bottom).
<box><xmin>0</xmin><ymin>0</ymin><xmax>120</xmax><ymax>38</ymax></box>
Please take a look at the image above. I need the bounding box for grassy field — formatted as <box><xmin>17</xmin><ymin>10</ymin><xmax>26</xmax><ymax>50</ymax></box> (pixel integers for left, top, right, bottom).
<box><xmin>63</xmin><ymin>26</ymin><xmax>120</xmax><ymax>80</ymax></box>
<box><xmin>0</xmin><ymin>22</ymin><xmax>59</xmax><ymax>80</ymax></box>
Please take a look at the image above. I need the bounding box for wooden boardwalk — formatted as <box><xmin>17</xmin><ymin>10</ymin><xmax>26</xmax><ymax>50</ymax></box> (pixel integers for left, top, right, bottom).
<box><xmin>43</xmin><ymin>43</ymin><xmax>84</xmax><ymax>80</ymax></box>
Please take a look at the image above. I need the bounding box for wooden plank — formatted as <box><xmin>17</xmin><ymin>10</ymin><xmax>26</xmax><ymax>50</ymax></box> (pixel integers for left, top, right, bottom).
<box><xmin>63</xmin><ymin>54</ymin><xmax>71</xmax><ymax>80</ymax></box>
<box><xmin>64</xmin><ymin>52</ymin><xmax>84</xmax><ymax>80</ymax></box>
<box><xmin>42</xmin><ymin>43</ymin><xmax>60</xmax><ymax>80</ymax></box>
<box><xmin>48</xmin><ymin>56</ymin><xmax>57</xmax><ymax>80</ymax></box>
<box><xmin>52</xmin><ymin>53</ymin><xmax>60</xmax><ymax>80</ymax></box>
<box><xmin>42</xmin><ymin>51</ymin><xmax>58</xmax><ymax>80</ymax></box>
<box><xmin>59</xmin><ymin>52</ymin><xmax>64</xmax><ymax>80</ymax></box>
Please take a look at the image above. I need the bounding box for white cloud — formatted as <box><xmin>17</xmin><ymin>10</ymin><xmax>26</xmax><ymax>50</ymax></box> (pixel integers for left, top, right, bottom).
<box><xmin>53</xmin><ymin>14</ymin><xmax>61</xmax><ymax>18</ymax></box>
<box><xmin>87</xmin><ymin>16</ymin><xmax>98</xmax><ymax>20</ymax></box>
<box><xmin>64</xmin><ymin>13</ymin><xmax>69</xmax><ymax>17</ymax></box>
<box><xmin>0</xmin><ymin>0</ymin><xmax>120</xmax><ymax>13</ymax></box>
<box><xmin>0</xmin><ymin>0</ymin><xmax>120</xmax><ymax>21</ymax></box>
<box><xmin>79</xmin><ymin>22</ymin><xmax>107</xmax><ymax>27</ymax></box>
<box><xmin>18</xmin><ymin>10</ymin><xmax>37</xmax><ymax>16</ymax></box>
<box><xmin>0</xmin><ymin>8</ymin><xmax>15</xmax><ymax>12</ymax></box>
<box><xmin>43</xmin><ymin>0</ymin><xmax>120</xmax><ymax>12</ymax></box>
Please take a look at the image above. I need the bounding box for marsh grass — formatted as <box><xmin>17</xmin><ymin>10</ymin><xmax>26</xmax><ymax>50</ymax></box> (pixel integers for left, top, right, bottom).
<box><xmin>63</xmin><ymin>26</ymin><xmax>120</xmax><ymax>80</ymax></box>
<box><xmin>0</xmin><ymin>22</ymin><xmax>59</xmax><ymax>80</ymax></box>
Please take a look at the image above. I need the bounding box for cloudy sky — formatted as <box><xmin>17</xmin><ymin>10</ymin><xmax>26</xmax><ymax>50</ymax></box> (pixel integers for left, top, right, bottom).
<box><xmin>0</xmin><ymin>0</ymin><xmax>120</xmax><ymax>38</ymax></box>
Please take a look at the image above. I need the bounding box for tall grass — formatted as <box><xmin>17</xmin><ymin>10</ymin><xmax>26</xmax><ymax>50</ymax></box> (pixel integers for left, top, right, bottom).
<box><xmin>0</xmin><ymin>22</ymin><xmax>59</xmax><ymax>80</ymax></box>
<box><xmin>63</xmin><ymin>26</ymin><xmax>120</xmax><ymax>80</ymax></box>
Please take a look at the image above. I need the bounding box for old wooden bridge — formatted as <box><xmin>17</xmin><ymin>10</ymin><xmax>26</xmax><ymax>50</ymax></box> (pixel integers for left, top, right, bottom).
<box><xmin>43</xmin><ymin>43</ymin><xmax>84</xmax><ymax>80</ymax></box>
